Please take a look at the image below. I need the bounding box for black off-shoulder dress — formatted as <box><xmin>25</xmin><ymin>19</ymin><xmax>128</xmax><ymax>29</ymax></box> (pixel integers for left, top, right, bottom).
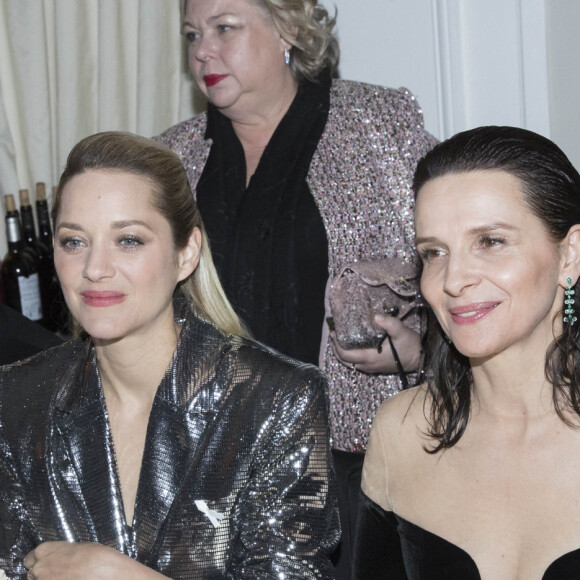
<box><xmin>353</xmin><ymin>492</ymin><xmax>580</xmax><ymax>579</ymax></box>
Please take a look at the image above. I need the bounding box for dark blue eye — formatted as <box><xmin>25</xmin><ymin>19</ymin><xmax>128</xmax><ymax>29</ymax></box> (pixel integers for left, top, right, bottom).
<box><xmin>119</xmin><ymin>236</ymin><xmax>144</xmax><ymax>249</ymax></box>
<box><xmin>58</xmin><ymin>237</ymin><xmax>84</xmax><ymax>251</ymax></box>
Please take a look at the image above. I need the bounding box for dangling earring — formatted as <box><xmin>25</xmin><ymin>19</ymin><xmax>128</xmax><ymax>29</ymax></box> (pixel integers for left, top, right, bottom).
<box><xmin>284</xmin><ymin>48</ymin><xmax>291</xmax><ymax>66</ymax></box>
<box><xmin>564</xmin><ymin>277</ymin><xmax>577</xmax><ymax>324</ymax></box>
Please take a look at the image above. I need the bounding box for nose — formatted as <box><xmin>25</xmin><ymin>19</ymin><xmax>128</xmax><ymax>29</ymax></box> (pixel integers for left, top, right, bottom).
<box><xmin>442</xmin><ymin>250</ymin><xmax>481</xmax><ymax>297</ymax></box>
<box><xmin>82</xmin><ymin>244</ymin><xmax>115</xmax><ymax>282</ymax></box>
<box><xmin>192</xmin><ymin>34</ymin><xmax>215</xmax><ymax>63</ymax></box>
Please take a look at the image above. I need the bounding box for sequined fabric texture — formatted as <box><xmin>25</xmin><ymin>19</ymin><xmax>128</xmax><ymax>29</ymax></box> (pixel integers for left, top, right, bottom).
<box><xmin>158</xmin><ymin>80</ymin><xmax>437</xmax><ymax>452</ymax></box>
<box><xmin>0</xmin><ymin>312</ymin><xmax>339</xmax><ymax>578</ymax></box>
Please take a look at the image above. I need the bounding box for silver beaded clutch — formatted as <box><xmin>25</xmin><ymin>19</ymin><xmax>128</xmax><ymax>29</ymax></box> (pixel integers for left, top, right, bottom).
<box><xmin>329</xmin><ymin>259</ymin><xmax>420</xmax><ymax>350</ymax></box>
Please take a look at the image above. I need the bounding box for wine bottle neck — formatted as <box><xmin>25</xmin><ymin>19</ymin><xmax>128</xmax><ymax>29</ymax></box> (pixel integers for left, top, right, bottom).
<box><xmin>36</xmin><ymin>200</ymin><xmax>53</xmax><ymax>236</ymax></box>
<box><xmin>21</xmin><ymin>206</ymin><xmax>37</xmax><ymax>242</ymax></box>
<box><xmin>6</xmin><ymin>215</ymin><xmax>23</xmax><ymax>244</ymax></box>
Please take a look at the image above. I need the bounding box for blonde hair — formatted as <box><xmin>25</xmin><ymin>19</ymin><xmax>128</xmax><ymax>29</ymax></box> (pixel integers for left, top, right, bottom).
<box><xmin>53</xmin><ymin>131</ymin><xmax>247</xmax><ymax>337</ymax></box>
<box><xmin>256</xmin><ymin>0</ymin><xmax>339</xmax><ymax>82</ymax></box>
<box><xmin>182</xmin><ymin>0</ymin><xmax>339</xmax><ymax>83</ymax></box>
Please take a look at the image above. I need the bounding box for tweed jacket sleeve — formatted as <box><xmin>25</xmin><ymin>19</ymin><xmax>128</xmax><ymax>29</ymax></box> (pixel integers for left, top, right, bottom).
<box><xmin>309</xmin><ymin>80</ymin><xmax>438</xmax><ymax>451</ymax></box>
<box><xmin>156</xmin><ymin>113</ymin><xmax>210</xmax><ymax>198</ymax></box>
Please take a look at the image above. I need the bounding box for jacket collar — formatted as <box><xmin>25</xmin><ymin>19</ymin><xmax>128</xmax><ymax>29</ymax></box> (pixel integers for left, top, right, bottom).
<box><xmin>50</xmin><ymin>310</ymin><xmax>233</xmax><ymax>559</ymax></box>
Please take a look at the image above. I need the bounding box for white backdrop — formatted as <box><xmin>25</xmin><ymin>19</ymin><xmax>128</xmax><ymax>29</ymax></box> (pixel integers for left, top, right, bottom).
<box><xmin>0</xmin><ymin>0</ymin><xmax>195</xmax><ymax>258</ymax></box>
<box><xmin>327</xmin><ymin>0</ymin><xmax>580</xmax><ymax>166</ymax></box>
<box><xmin>1</xmin><ymin>0</ymin><xmax>579</xmax><ymax>260</ymax></box>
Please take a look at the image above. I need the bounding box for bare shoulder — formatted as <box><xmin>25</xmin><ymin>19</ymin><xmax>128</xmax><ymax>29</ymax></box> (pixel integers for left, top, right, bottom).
<box><xmin>373</xmin><ymin>384</ymin><xmax>431</xmax><ymax>434</ymax></box>
<box><xmin>362</xmin><ymin>385</ymin><xmax>432</xmax><ymax>509</ymax></box>
<box><xmin>369</xmin><ymin>384</ymin><xmax>435</xmax><ymax>467</ymax></box>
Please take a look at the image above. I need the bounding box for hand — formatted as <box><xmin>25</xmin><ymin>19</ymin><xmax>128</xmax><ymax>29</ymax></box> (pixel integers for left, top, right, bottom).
<box><xmin>330</xmin><ymin>314</ymin><xmax>422</xmax><ymax>375</ymax></box>
<box><xmin>24</xmin><ymin>541</ymin><xmax>167</xmax><ymax>579</ymax></box>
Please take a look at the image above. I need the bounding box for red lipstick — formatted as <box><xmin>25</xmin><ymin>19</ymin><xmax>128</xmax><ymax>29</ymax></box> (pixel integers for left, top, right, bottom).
<box><xmin>81</xmin><ymin>291</ymin><xmax>125</xmax><ymax>307</ymax></box>
<box><xmin>204</xmin><ymin>74</ymin><xmax>228</xmax><ymax>87</ymax></box>
<box><xmin>448</xmin><ymin>301</ymin><xmax>500</xmax><ymax>325</ymax></box>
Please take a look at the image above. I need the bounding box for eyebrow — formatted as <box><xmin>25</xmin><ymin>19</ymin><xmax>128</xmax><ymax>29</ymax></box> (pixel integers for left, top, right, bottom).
<box><xmin>56</xmin><ymin>220</ymin><xmax>154</xmax><ymax>232</ymax></box>
<box><xmin>415</xmin><ymin>223</ymin><xmax>518</xmax><ymax>245</ymax></box>
<box><xmin>182</xmin><ymin>12</ymin><xmax>237</xmax><ymax>29</ymax></box>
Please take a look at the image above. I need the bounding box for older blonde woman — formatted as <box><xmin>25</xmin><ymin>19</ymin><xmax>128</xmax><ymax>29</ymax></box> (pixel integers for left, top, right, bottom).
<box><xmin>158</xmin><ymin>1</ymin><xmax>436</xmax><ymax>575</ymax></box>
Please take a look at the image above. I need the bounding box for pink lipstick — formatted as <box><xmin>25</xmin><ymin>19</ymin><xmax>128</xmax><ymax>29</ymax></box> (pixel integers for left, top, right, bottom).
<box><xmin>448</xmin><ymin>302</ymin><xmax>500</xmax><ymax>325</ymax></box>
<box><xmin>204</xmin><ymin>74</ymin><xmax>228</xmax><ymax>87</ymax></box>
<box><xmin>81</xmin><ymin>291</ymin><xmax>125</xmax><ymax>307</ymax></box>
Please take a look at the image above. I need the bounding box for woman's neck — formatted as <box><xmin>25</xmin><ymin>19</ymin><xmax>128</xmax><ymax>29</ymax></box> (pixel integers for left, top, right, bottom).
<box><xmin>231</xmin><ymin>83</ymin><xmax>298</xmax><ymax>187</ymax></box>
<box><xmin>94</xmin><ymin>322</ymin><xmax>181</xmax><ymax>407</ymax></box>
<box><xmin>470</xmin><ymin>347</ymin><xmax>554</xmax><ymax>420</ymax></box>
<box><xmin>230</xmin><ymin>80</ymin><xmax>298</xmax><ymax>151</ymax></box>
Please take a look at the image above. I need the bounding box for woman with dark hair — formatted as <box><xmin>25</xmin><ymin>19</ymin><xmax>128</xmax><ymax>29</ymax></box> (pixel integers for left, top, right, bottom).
<box><xmin>158</xmin><ymin>3</ymin><xmax>436</xmax><ymax>573</ymax></box>
<box><xmin>0</xmin><ymin>132</ymin><xmax>339</xmax><ymax>579</ymax></box>
<box><xmin>354</xmin><ymin>126</ymin><xmax>580</xmax><ymax>579</ymax></box>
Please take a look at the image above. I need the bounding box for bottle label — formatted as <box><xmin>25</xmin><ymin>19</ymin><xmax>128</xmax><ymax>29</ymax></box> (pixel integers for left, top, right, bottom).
<box><xmin>17</xmin><ymin>273</ymin><xmax>43</xmax><ymax>321</ymax></box>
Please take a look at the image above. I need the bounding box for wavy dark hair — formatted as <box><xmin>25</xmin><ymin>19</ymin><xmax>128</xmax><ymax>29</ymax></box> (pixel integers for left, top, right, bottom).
<box><xmin>412</xmin><ymin>126</ymin><xmax>580</xmax><ymax>452</ymax></box>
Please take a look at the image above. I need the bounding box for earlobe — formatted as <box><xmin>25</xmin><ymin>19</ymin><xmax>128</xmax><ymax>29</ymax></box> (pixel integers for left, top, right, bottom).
<box><xmin>561</xmin><ymin>225</ymin><xmax>580</xmax><ymax>286</ymax></box>
<box><xmin>178</xmin><ymin>228</ymin><xmax>202</xmax><ymax>282</ymax></box>
<box><xmin>279</xmin><ymin>25</ymin><xmax>298</xmax><ymax>50</ymax></box>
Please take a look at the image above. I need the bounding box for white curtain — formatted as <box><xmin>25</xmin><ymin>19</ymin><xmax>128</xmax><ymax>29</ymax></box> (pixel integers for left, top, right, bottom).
<box><xmin>0</xmin><ymin>0</ymin><xmax>202</xmax><ymax>259</ymax></box>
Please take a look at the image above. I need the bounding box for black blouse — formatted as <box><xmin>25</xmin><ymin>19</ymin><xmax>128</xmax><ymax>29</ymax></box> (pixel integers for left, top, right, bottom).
<box><xmin>196</xmin><ymin>78</ymin><xmax>331</xmax><ymax>365</ymax></box>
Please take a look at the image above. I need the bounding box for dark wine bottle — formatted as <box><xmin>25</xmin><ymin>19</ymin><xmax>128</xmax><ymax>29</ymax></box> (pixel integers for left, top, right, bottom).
<box><xmin>2</xmin><ymin>194</ymin><xmax>44</xmax><ymax>322</ymax></box>
<box><xmin>35</xmin><ymin>183</ymin><xmax>53</xmax><ymax>253</ymax></box>
<box><xmin>35</xmin><ymin>183</ymin><xmax>69</xmax><ymax>334</ymax></box>
<box><xmin>20</xmin><ymin>188</ymin><xmax>57</xmax><ymax>331</ymax></box>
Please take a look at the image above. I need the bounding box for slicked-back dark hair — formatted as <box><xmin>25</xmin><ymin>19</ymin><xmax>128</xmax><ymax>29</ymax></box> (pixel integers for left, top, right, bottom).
<box><xmin>412</xmin><ymin>126</ymin><xmax>580</xmax><ymax>452</ymax></box>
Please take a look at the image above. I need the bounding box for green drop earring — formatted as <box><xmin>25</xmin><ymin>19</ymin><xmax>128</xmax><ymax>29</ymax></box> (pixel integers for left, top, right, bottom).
<box><xmin>564</xmin><ymin>277</ymin><xmax>577</xmax><ymax>324</ymax></box>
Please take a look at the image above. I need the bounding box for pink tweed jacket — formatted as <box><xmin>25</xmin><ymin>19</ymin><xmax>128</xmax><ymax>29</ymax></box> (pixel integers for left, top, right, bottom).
<box><xmin>157</xmin><ymin>79</ymin><xmax>437</xmax><ymax>451</ymax></box>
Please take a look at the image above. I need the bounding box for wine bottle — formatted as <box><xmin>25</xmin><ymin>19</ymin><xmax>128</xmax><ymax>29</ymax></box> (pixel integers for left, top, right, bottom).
<box><xmin>2</xmin><ymin>194</ymin><xmax>44</xmax><ymax>322</ymax></box>
<box><xmin>35</xmin><ymin>183</ymin><xmax>69</xmax><ymax>334</ymax></box>
<box><xmin>35</xmin><ymin>183</ymin><xmax>53</xmax><ymax>253</ymax></box>
<box><xmin>20</xmin><ymin>188</ymin><xmax>58</xmax><ymax>330</ymax></box>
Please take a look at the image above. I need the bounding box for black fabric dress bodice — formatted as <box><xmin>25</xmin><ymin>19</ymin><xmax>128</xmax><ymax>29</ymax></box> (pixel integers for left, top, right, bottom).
<box><xmin>196</xmin><ymin>79</ymin><xmax>331</xmax><ymax>365</ymax></box>
<box><xmin>353</xmin><ymin>492</ymin><xmax>580</xmax><ymax>579</ymax></box>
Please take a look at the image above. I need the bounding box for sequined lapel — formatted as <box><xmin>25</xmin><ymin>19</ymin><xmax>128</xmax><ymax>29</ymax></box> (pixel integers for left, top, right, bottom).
<box><xmin>50</xmin><ymin>316</ymin><xmax>230</xmax><ymax>561</ymax></box>
<box><xmin>132</xmin><ymin>314</ymin><xmax>230</xmax><ymax>563</ymax></box>
<box><xmin>132</xmin><ymin>396</ymin><xmax>213</xmax><ymax>563</ymax></box>
<box><xmin>51</xmin><ymin>352</ymin><xmax>129</xmax><ymax>551</ymax></box>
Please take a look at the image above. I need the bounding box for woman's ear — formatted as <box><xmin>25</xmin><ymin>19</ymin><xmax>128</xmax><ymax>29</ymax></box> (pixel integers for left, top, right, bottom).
<box><xmin>279</xmin><ymin>36</ymin><xmax>293</xmax><ymax>53</ymax></box>
<box><xmin>177</xmin><ymin>227</ymin><xmax>202</xmax><ymax>282</ymax></box>
<box><xmin>560</xmin><ymin>224</ymin><xmax>580</xmax><ymax>286</ymax></box>
<box><xmin>279</xmin><ymin>24</ymin><xmax>298</xmax><ymax>51</ymax></box>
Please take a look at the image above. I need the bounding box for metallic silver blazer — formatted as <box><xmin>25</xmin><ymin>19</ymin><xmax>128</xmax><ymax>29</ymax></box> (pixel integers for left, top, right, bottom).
<box><xmin>0</xmin><ymin>312</ymin><xmax>339</xmax><ymax>579</ymax></box>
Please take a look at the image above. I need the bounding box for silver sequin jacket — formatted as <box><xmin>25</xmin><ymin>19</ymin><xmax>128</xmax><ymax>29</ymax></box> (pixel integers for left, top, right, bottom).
<box><xmin>0</xmin><ymin>312</ymin><xmax>339</xmax><ymax>579</ymax></box>
<box><xmin>158</xmin><ymin>80</ymin><xmax>437</xmax><ymax>452</ymax></box>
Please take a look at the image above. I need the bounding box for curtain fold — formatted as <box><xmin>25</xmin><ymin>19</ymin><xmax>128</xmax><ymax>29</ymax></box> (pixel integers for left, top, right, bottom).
<box><xmin>0</xmin><ymin>0</ymin><xmax>199</xmax><ymax>259</ymax></box>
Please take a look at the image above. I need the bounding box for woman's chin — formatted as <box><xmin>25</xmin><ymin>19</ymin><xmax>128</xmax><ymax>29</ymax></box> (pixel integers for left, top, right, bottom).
<box><xmin>79</xmin><ymin>321</ymin><xmax>126</xmax><ymax>344</ymax></box>
<box><xmin>448</xmin><ymin>337</ymin><xmax>498</xmax><ymax>361</ymax></box>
